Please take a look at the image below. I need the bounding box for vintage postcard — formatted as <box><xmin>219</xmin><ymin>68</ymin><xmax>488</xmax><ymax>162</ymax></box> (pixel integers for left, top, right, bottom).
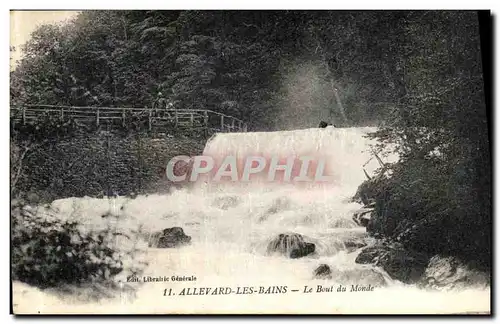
<box><xmin>10</xmin><ymin>10</ymin><xmax>491</xmax><ymax>315</ymax></box>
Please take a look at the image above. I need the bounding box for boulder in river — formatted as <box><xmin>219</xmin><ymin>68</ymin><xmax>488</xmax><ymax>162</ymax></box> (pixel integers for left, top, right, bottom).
<box><xmin>148</xmin><ymin>227</ymin><xmax>191</xmax><ymax>248</ymax></box>
<box><xmin>352</xmin><ymin>208</ymin><xmax>373</xmax><ymax>227</ymax></box>
<box><xmin>313</xmin><ymin>264</ymin><xmax>332</xmax><ymax>279</ymax></box>
<box><xmin>355</xmin><ymin>242</ymin><xmax>429</xmax><ymax>284</ymax></box>
<box><xmin>343</xmin><ymin>237</ymin><xmax>367</xmax><ymax>253</ymax></box>
<box><xmin>266</xmin><ymin>233</ymin><xmax>315</xmax><ymax>259</ymax></box>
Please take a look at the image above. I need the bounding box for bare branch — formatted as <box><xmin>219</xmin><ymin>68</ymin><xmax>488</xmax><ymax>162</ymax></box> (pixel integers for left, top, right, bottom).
<box><xmin>363</xmin><ymin>168</ymin><xmax>372</xmax><ymax>180</ymax></box>
<box><xmin>11</xmin><ymin>145</ymin><xmax>32</xmax><ymax>194</ymax></box>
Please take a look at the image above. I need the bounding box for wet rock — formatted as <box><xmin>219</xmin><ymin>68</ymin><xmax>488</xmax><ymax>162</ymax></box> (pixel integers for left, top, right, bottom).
<box><xmin>419</xmin><ymin>255</ymin><xmax>490</xmax><ymax>290</ymax></box>
<box><xmin>355</xmin><ymin>242</ymin><xmax>430</xmax><ymax>284</ymax></box>
<box><xmin>267</xmin><ymin>233</ymin><xmax>315</xmax><ymax>259</ymax></box>
<box><xmin>359</xmin><ymin>215</ymin><xmax>371</xmax><ymax>227</ymax></box>
<box><xmin>352</xmin><ymin>208</ymin><xmax>373</xmax><ymax>227</ymax></box>
<box><xmin>148</xmin><ymin>227</ymin><xmax>191</xmax><ymax>248</ymax></box>
<box><xmin>318</xmin><ymin>121</ymin><xmax>329</xmax><ymax>128</ymax></box>
<box><xmin>355</xmin><ymin>245</ymin><xmax>384</xmax><ymax>264</ymax></box>
<box><xmin>352</xmin><ymin>178</ymin><xmax>379</xmax><ymax>206</ymax></box>
<box><xmin>343</xmin><ymin>237</ymin><xmax>367</xmax><ymax>252</ymax></box>
<box><xmin>330</xmin><ymin>217</ymin><xmax>358</xmax><ymax>228</ymax></box>
<box><xmin>290</xmin><ymin>243</ymin><xmax>315</xmax><ymax>258</ymax></box>
<box><xmin>337</xmin><ymin>268</ymin><xmax>389</xmax><ymax>287</ymax></box>
<box><xmin>313</xmin><ymin>264</ymin><xmax>332</xmax><ymax>279</ymax></box>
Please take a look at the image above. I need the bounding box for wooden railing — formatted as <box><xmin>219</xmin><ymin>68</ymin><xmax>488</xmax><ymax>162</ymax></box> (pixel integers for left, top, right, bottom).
<box><xmin>10</xmin><ymin>105</ymin><xmax>248</xmax><ymax>133</ymax></box>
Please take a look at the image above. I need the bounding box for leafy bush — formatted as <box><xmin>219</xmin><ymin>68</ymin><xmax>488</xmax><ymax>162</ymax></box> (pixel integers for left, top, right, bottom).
<box><xmin>11</xmin><ymin>201</ymin><xmax>124</xmax><ymax>288</ymax></box>
<box><xmin>357</xmin><ymin>156</ymin><xmax>490</xmax><ymax>271</ymax></box>
<box><xmin>11</xmin><ymin>113</ymin><xmax>81</xmax><ymax>143</ymax></box>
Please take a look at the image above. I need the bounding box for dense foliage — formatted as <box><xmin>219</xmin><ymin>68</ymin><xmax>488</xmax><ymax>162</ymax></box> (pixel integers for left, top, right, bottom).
<box><xmin>11</xmin><ymin>201</ymin><xmax>124</xmax><ymax>288</ymax></box>
<box><xmin>358</xmin><ymin>12</ymin><xmax>490</xmax><ymax>270</ymax></box>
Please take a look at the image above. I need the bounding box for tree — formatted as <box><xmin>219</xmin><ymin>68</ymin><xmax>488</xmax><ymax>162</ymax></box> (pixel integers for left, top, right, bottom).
<box><xmin>365</xmin><ymin>11</ymin><xmax>490</xmax><ymax>269</ymax></box>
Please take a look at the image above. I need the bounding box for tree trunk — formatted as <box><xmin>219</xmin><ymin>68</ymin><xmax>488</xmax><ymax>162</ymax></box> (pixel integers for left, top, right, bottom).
<box><xmin>332</xmin><ymin>84</ymin><xmax>348</xmax><ymax>124</ymax></box>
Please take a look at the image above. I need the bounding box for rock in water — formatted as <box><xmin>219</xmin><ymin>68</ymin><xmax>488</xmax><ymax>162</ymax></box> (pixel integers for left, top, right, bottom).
<box><xmin>352</xmin><ymin>208</ymin><xmax>373</xmax><ymax>227</ymax></box>
<box><xmin>355</xmin><ymin>245</ymin><xmax>383</xmax><ymax>264</ymax></box>
<box><xmin>343</xmin><ymin>237</ymin><xmax>367</xmax><ymax>253</ymax></box>
<box><xmin>148</xmin><ymin>227</ymin><xmax>191</xmax><ymax>248</ymax></box>
<box><xmin>355</xmin><ymin>242</ymin><xmax>429</xmax><ymax>284</ymax></box>
<box><xmin>419</xmin><ymin>255</ymin><xmax>490</xmax><ymax>290</ymax></box>
<box><xmin>266</xmin><ymin>233</ymin><xmax>315</xmax><ymax>259</ymax></box>
<box><xmin>314</xmin><ymin>264</ymin><xmax>332</xmax><ymax>279</ymax></box>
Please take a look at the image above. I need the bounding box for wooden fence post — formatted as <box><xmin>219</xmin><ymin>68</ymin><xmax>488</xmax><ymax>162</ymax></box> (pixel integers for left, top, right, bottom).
<box><xmin>96</xmin><ymin>108</ymin><xmax>100</xmax><ymax>127</ymax></box>
<box><xmin>203</xmin><ymin>111</ymin><xmax>209</xmax><ymax>125</ymax></box>
<box><xmin>204</xmin><ymin>111</ymin><xmax>209</xmax><ymax>136</ymax></box>
<box><xmin>220</xmin><ymin>115</ymin><xmax>224</xmax><ymax>131</ymax></box>
<box><xmin>148</xmin><ymin>109</ymin><xmax>152</xmax><ymax>131</ymax></box>
<box><xmin>22</xmin><ymin>107</ymin><xmax>26</xmax><ymax>125</ymax></box>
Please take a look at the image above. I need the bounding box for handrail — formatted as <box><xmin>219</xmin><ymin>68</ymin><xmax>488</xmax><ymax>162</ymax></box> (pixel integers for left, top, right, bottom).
<box><xmin>11</xmin><ymin>105</ymin><xmax>246</xmax><ymax>124</ymax></box>
<box><xmin>10</xmin><ymin>105</ymin><xmax>248</xmax><ymax>133</ymax></box>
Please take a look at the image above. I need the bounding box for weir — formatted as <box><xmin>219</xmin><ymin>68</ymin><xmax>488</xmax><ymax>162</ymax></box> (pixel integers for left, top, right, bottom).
<box><xmin>199</xmin><ymin>126</ymin><xmax>384</xmax><ymax>188</ymax></box>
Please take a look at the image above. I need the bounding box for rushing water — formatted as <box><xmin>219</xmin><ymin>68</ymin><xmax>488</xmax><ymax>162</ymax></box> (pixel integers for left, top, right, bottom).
<box><xmin>12</xmin><ymin>127</ymin><xmax>490</xmax><ymax>314</ymax></box>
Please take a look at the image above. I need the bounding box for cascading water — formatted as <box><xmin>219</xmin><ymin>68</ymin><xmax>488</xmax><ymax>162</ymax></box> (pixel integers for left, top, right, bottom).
<box><xmin>13</xmin><ymin>126</ymin><xmax>490</xmax><ymax>314</ymax></box>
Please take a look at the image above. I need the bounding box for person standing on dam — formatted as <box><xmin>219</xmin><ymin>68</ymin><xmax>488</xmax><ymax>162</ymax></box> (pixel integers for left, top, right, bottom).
<box><xmin>153</xmin><ymin>92</ymin><xmax>167</xmax><ymax>110</ymax></box>
<box><xmin>152</xmin><ymin>92</ymin><xmax>177</xmax><ymax>118</ymax></box>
